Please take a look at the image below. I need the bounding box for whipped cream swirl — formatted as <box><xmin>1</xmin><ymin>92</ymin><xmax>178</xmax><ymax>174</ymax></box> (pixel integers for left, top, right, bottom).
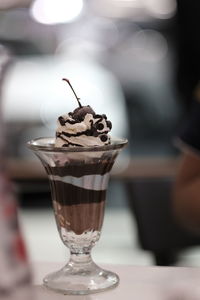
<box><xmin>55</xmin><ymin>106</ymin><xmax>112</xmax><ymax>147</ymax></box>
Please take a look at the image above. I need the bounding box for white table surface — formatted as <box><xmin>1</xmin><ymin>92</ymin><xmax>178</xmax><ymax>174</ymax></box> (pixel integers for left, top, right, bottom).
<box><xmin>8</xmin><ymin>262</ymin><xmax>200</xmax><ymax>300</ymax></box>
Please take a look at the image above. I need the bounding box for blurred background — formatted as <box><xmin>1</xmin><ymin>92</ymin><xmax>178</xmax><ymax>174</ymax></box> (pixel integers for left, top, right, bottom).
<box><xmin>1</xmin><ymin>0</ymin><xmax>200</xmax><ymax>268</ymax></box>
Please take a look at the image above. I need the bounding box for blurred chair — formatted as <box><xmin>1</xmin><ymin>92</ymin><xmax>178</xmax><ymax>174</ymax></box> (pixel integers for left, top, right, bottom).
<box><xmin>126</xmin><ymin>177</ymin><xmax>200</xmax><ymax>266</ymax></box>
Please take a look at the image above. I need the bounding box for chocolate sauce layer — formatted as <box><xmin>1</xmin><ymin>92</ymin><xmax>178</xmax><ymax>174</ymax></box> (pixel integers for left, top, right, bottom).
<box><xmin>45</xmin><ymin>160</ymin><xmax>114</xmax><ymax>177</ymax></box>
<box><xmin>49</xmin><ymin>181</ymin><xmax>106</xmax><ymax>206</ymax></box>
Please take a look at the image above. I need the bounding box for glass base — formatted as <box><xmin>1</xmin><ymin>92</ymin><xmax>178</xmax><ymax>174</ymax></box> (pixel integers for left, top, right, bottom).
<box><xmin>43</xmin><ymin>261</ymin><xmax>119</xmax><ymax>295</ymax></box>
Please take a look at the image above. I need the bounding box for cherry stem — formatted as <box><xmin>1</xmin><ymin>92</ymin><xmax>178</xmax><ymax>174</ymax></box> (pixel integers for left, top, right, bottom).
<box><xmin>62</xmin><ymin>78</ymin><xmax>82</xmax><ymax>108</ymax></box>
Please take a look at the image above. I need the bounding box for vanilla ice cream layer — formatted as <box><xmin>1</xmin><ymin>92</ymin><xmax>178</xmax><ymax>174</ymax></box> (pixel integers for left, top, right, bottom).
<box><xmin>49</xmin><ymin>173</ymin><xmax>110</xmax><ymax>191</ymax></box>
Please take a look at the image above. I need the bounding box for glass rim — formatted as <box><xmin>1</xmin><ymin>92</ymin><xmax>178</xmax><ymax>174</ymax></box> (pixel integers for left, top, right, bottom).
<box><xmin>27</xmin><ymin>137</ymin><xmax>128</xmax><ymax>153</ymax></box>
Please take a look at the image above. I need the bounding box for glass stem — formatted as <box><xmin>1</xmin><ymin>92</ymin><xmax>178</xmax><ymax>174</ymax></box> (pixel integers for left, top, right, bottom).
<box><xmin>69</xmin><ymin>251</ymin><xmax>94</xmax><ymax>267</ymax></box>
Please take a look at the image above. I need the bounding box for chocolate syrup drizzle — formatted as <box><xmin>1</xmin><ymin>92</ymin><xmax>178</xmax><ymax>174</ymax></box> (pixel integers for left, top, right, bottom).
<box><xmin>57</xmin><ymin>113</ymin><xmax>111</xmax><ymax>147</ymax></box>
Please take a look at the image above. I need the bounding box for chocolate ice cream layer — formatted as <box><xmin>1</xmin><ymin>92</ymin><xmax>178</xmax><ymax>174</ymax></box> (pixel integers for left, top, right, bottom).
<box><xmin>53</xmin><ymin>199</ymin><xmax>105</xmax><ymax>235</ymax></box>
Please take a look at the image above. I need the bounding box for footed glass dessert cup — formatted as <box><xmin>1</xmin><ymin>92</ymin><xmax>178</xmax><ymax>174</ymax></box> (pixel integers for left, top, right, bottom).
<box><xmin>27</xmin><ymin>137</ymin><xmax>127</xmax><ymax>295</ymax></box>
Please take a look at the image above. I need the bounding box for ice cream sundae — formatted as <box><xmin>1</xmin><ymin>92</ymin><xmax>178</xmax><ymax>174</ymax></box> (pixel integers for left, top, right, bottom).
<box><xmin>27</xmin><ymin>78</ymin><xmax>127</xmax><ymax>294</ymax></box>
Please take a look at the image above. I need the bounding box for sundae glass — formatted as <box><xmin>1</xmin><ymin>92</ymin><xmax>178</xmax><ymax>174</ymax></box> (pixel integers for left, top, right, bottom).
<box><xmin>27</xmin><ymin>79</ymin><xmax>127</xmax><ymax>295</ymax></box>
